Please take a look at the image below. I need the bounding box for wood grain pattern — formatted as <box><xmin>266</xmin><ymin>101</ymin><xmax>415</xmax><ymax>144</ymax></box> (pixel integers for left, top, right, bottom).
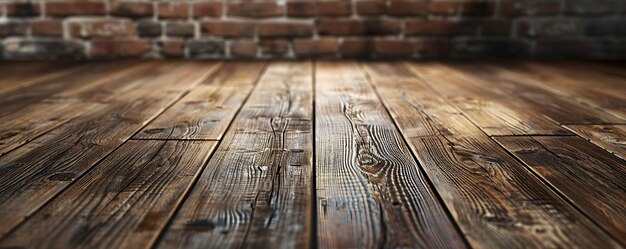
<box><xmin>363</xmin><ymin>62</ymin><xmax>621</xmax><ymax>248</ymax></box>
<box><xmin>405</xmin><ymin>62</ymin><xmax>570</xmax><ymax>135</ymax></box>
<box><xmin>0</xmin><ymin>140</ymin><xmax>217</xmax><ymax>249</ymax></box>
<box><xmin>0</xmin><ymin>62</ymin><xmax>78</xmax><ymax>95</ymax></box>
<box><xmin>0</xmin><ymin>62</ymin><xmax>220</xmax><ymax>238</ymax></box>
<box><xmin>495</xmin><ymin>136</ymin><xmax>626</xmax><ymax>244</ymax></box>
<box><xmin>564</xmin><ymin>125</ymin><xmax>626</xmax><ymax>161</ymax></box>
<box><xmin>316</xmin><ymin>61</ymin><xmax>466</xmax><ymax>249</ymax></box>
<box><xmin>135</xmin><ymin>62</ymin><xmax>265</xmax><ymax>140</ymax></box>
<box><xmin>160</xmin><ymin>62</ymin><xmax>313</xmax><ymax>249</ymax></box>
<box><xmin>449</xmin><ymin>63</ymin><xmax>624</xmax><ymax>125</ymax></box>
<box><xmin>502</xmin><ymin>62</ymin><xmax>626</xmax><ymax>119</ymax></box>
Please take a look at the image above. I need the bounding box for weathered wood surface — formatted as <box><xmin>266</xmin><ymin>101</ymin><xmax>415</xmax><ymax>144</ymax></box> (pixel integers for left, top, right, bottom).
<box><xmin>316</xmin><ymin>61</ymin><xmax>466</xmax><ymax>248</ymax></box>
<box><xmin>0</xmin><ymin>62</ymin><xmax>220</xmax><ymax>238</ymax></box>
<box><xmin>564</xmin><ymin>125</ymin><xmax>626</xmax><ymax>160</ymax></box>
<box><xmin>135</xmin><ymin>62</ymin><xmax>265</xmax><ymax>140</ymax></box>
<box><xmin>363</xmin><ymin>62</ymin><xmax>621</xmax><ymax>248</ymax></box>
<box><xmin>405</xmin><ymin>62</ymin><xmax>570</xmax><ymax>135</ymax></box>
<box><xmin>449</xmin><ymin>63</ymin><xmax>624</xmax><ymax>125</ymax></box>
<box><xmin>0</xmin><ymin>140</ymin><xmax>217</xmax><ymax>249</ymax></box>
<box><xmin>495</xmin><ymin>136</ymin><xmax>626</xmax><ymax>244</ymax></box>
<box><xmin>159</xmin><ymin>62</ymin><xmax>314</xmax><ymax>249</ymax></box>
<box><xmin>502</xmin><ymin>62</ymin><xmax>626</xmax><ymax>119</ymax></box>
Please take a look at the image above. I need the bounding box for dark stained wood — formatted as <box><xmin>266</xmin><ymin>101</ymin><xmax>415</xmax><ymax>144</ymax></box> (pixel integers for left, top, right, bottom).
<box><xmin>494</xmin><ymin>136</ymin><xmax>626</xmax><ymax>244</ymax></box>
<box><xmin>363</xmin><ymin>62</ymin><xmax>621</xmax><ymax>248</ymax></box>
<box><xmin>0</xmin><ymin>62</ymin><xmax>79</xmax><ymax>95</ymax></box>
<box><xmin>0</xmin><ymin>101</ymin><xmax>95</xmax><ymax>156</ymax></box>
<box><xmin>502</xmin><ymin>62</ymin><xmax>626</xmax><ymax>119</ymax></box>
<box><xmin>135</xmin><ymin>62</ymin><xmax>265</xmax><ymax>140</ymax></box>
<box><xmin>564</xmin><ymin>125</ymin><xmax>626</xmax><ymax>161</ymax></box>
<box><xmin>405</xmin><ymin>62</ymin><xmax>570</xmax><ymax>135</ymax></box>
<box><xmin>159</xmin><ymin>62</ymin><xmax>314</xmax><ymax>249</ymax></box>
<box><xmin>0</xmin><ymin>62</ymin><xmax>220</xmax><ymax>238</ymax></box>
<box><xmin>0</xmin><ymin>140</ymin><xmax>217</xmax><ymax>249</ymax></box>
<box><xmin>316</xmin><ymin>61</ymin><xmax>466</xmax><ymax>248</ymax></box>
<box><xmin>449</xmin><ymin>63</ymin><xmax>624</xmax><ymax>124</ymax></box>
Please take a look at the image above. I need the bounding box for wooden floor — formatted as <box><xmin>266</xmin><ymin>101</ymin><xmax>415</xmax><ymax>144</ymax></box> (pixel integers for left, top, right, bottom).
<box><xmin>0</xmin><ymin>61</ymin><xmax>624</xmax><ymax>249</ymax></box>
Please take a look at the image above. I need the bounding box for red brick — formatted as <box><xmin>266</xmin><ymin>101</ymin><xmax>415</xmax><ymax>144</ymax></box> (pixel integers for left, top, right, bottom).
<box><xmin>317</xmin><ymin>19</ymin><xmax>401</xmax><ymax>36</ymax></box>
<box><xmin>356</xmin><ymin>0</ymin><xmax>385</xmax><ymax>16</ymax></box>
<box><xmin>293</xmin><ymin>38</ymin><xmax>339</xmax><ymax>56</ymax></box>
<box><xmin>6</xmin><ymin>2</ymin><xmax>41</xmax><ymax>16</ymax></box>
<box><xmin>201</xmin><ymin>21</ymin><xmax>255</xmax><ymax>38</ymax></box>
<box><xmin>288</xmin><ymin>1</ymin><xmax>351</xmax><ymax>17</ymax></box>
<box><xmin>429</xmin><ymin>1</ymin><xmax>462</xmax><ymax>15</ymax></box>
<box><xmin>68</xmin><ymin>18</ymin><xmax>134</xmax><ymax>38</ymax></box>
<box><xmin>341</xmin><ymin>38</ymin><xmax>374</xmax><ymax>57</ymax></box>
<box><xmin>90</xmin><ymin>39</ymin><xmax>152</xmax><ymax>58</ymax></box>
<box><xmin>258</xmin><ymin>22</ymin><xmax>313</xmax><ymax>38</ymax></box>
<box><xmin>30</xmin><ymin>19</ymin><xmax>63</xmax><ymax>37</ymax></box>
<box><xmin>230</xmin><ymin>40</ymin><xmax>257</xmax><ymax>57</ymax></box>
<box><xmin>193</xmin><ymin>2</ymin><xmax>222</xmax><ymax>18</ymax></box>
<box><xmin>499</xmin><ymin>0</ymin><xmax>561</xmax><ymax>16</ymax></box>
<box><xmin>374</xmin><ymin>39</ymin><xmax>415</xmax><ymax>56</ymax></box>
<box><xmin>405</xmin><ymin>20</ymin><xmax>476</xmax><ymax>36</ymax></box>
<box><xmin>161</xmin><ymin>38</ymin><xmax>184</xmax><ymax>57</ymax></box>
<box><xmin>45</xmin><ymin>1</ymin><xmax>106</xmax><ymax>17</ymax></box>
<box><xmin>158</xmin><ymin>2</ymin><xmax>189</xmax><ymax>19</ymax></box>
<box><xmin>259</xmin><ymin>40</ymin><xmax>290</xmax><ymax>56</ymax></box>
<box><xmin>111</xmin><ymin>2</ymin><xmax>153</xmax><ymax>17</ymax></box>
<box><xmin>414</xmin><ymin>39</ymin><xmax>449</xmax><ymax>57</ymax></box>
<box><xmin>387</xmin><ymin>0</ymin><xmax>428</xmax><ymax>16</ymax></box>
<box><xmin>227</xmin><ymin>2</ymin><xmax>284</xmax><ymax>18</ymax></box>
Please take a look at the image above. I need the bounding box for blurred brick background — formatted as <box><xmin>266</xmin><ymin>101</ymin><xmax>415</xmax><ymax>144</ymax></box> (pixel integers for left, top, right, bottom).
<box><xmin>0</xmin><ymin>0</ymin><xmax>624</xmax><ymax>59</ymax></box>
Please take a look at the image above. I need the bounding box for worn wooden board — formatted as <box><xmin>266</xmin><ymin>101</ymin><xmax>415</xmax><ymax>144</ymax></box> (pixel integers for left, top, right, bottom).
<box><xmin>135</xmin><ymin>62</ymin><xmax>265</xmax><ymax>140</ymax></box>
<box><xmin>564</xmin><ymin>125</ymin><xmax>626</xmax><ymax>161</ymax></box>
<box><xmin>404</xmin><ymin>62</ymin><xmax>570</xmax><ymax>136</ymax></box>
<box><xmin>316</xmin><ymin>61</ymin><xmax>466</xmax><ymax>249</ymax></box>
<box><xmin>362</xmin><ymin>62</ymin><xmax>621</xmax><ymax>248</ymax></box>
<box><xmin>502</xmin><ymin>62</ymin><xmax>626</xmax><ymax>119</ymax></box>
<box><xmin>0</xmin><ymin>62</ymin><xmax>220</xmax><ymax>238</ymax></box>
<box><xmin>495</xmin><ymin>136</ymin><xmax>626</xmax><ymax>244</ymax></box>
<box><xmin>449</xmin><ymin>63</ymin><xmax>624</xmax><ymax>124</ymax></box>
<box><xmin>0</xmin><ymin>140</ymin><xmax>217</xmax><ymax>249</ymax></box>
<box><xmin>159</xmin><ymin>62</ymin><xmax>314</xmax><ymax>249</ymax></box>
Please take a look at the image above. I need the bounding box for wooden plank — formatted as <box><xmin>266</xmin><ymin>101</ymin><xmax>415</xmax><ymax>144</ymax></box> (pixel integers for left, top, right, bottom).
<box><xmin>564</xmin><ymin>125</ymin><xmax>626</xmax><ymax>160</ymax></box>
<box><xmin>494</xmin><ymin>136</ymin><xmax>626</xmax><ymax>244</ymax></box>
<box><xmin>362</xmin><ymin>62</ymin><xmax>621</xmax><ymax>248</ymax></box>
<box><xmin>159</xmin><ymin>62</ymin><xmax>314</xmax><ymax>249</ymax></box>
<box><xmin>501</xmin><ymin>62</ymin><xmax>626</xmax><ymax>119</ymax></box>
<box><xmin>316</xmin><ymin>61</ymin><xmax>466</xmax><ymax>248</ymax></box>
<box><xmin>449</xmin><ymin>63</ymin><xmax>624</xmax><ymax>124</ymax></box>
<box><xmin>0</xmin><ymin>62</ymin><xmax>220</xmax><ymax>238</ymax></box>
<box><xmin>0</xmin><ymin>61</ymin><xmax>139</xmax><ymax>116</ymax></box>
<box><xmin>404</xmin><ymin>62</ymin><xmax>570</xmax><ymax>136</ymax></box>
<box><xmin>0</xmin><ymin>62</ymin><xmax>78</xmax><ymax>95</ymax></box>
<box><xmin>135</xmin><ymin>62</ymin><xmax>265</xmax><ymax>140</ymax></box>
<box><xmin>0</xmin><ymin>140</ymin><xmax>217</xmax><ymax>249</ymax></box>
<box><xmin>0</xmin><ymin>101</ymin><xmax>95</xmax><ymax>156</ymax></box>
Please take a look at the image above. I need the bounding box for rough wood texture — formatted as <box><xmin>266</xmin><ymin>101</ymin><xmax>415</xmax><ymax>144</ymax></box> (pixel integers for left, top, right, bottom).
<box><xmin>363</xmin><ymin>62</ymin><xmax>621</xmax><ymax>248</ymax></box>
<box><xmin>564</xmin><ymin>125</ymin><xmax>626</xmax><ymax>161</ymax></box>
<box><xmin>495</xmin><ymin>136</ymin><xmax>626</xmax><ymax>244</ymax></box>
<box><xmin>406</xmin><ymin>62</ymin><xmax>570</xmax><ymax>135</ymax></box>
<box><xmin>316</xmin><ymin>61</ymin><xmax>466</xmax><ymax>249</ymax></box>
<box><xmin>0</xmin><ymin>62</ymin><xmax>220</xmax><ymax>237</ymax></box>
<box><xmin>0</xmin><ymin>140</ymin><xmax>217</xmax><ymax>249</ymax></box>
<box><xmin>135</xmin><ymin>62</ymin><xmax>265</xmax><ymax>140</ymax></box>
<box><xmin>160</xmin><ymin>62</ymin><xmax>313</xmax><ymax>249</ymax></box>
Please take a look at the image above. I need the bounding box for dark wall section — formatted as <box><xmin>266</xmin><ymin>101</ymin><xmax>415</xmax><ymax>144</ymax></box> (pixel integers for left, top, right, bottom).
<box><xmin>0</xmin><ymin>0</ymin><xmax>624</xmax><ymax>59</ymax></box>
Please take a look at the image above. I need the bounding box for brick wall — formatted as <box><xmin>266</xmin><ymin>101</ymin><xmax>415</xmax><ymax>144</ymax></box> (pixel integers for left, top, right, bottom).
<box><xmin>0</xmin><ymin>0</ymin><xmax>624</xmax><ymax>59</ymax></box>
